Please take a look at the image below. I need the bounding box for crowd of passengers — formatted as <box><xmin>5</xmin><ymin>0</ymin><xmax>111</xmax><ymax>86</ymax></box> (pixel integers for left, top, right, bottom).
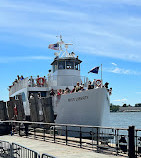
<box><xmin>8</xmin><ymin>75</ymin><xmax>25</xmax><ymax>89</ymax></box>
<box><xmin>9</xmin><ymin>75</ymin><xmax>112</xmax><ymax>96</ymax></box>
<box><xmin>50</xmin><ymin>81</ymin><xmax>112</xmax><ymax>97</ymax></box>
<box><xmin>28</xmin><ymin>75</ymin><xmax>47</xmax><ymax>87</ymax></box>
<box><xmin>8</xmin><ymin>75</ymin><xmax>47</xmax><ymax>90</ymax></box>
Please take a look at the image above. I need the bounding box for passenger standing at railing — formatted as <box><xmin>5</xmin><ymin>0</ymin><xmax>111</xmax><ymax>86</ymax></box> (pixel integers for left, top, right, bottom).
<box><xmin>43</xmin><ymin>76</ymin><xmax>47</xmax><ymax>87</ymax></box>
<box><xmin>14</xmin><ymin>79</ymin><xmax>18</xmax><ymax>84</ymax></box>
<box><xmin>71</xmin><ymin>86</ymin><xmax>76</xmax><ymax>93</ymax></box>
<box><xmin>88</xmin><ymin>81</ymin><xmax>92</xmax><ymax>90</ymax></box>
<box><xmin>8</xmin><ymin>86</ymin><xmax>12</xmax><ymax>91</ymax></box>
<box><xmin>92</xmin><ymin>79</ymin><xmax>96</xmax><ymax>89</ymax></box>
<box><xmin>104</xmin><ymin>82</ymin><xmax>109</xmax><ymax>89</ymax></box>
<box><xmin>62</xmin><ymin>90</ymin><xmax>65</xmax><ymax>94</ymax></box>
<box><xmin>17</xmin><ymin>75</ymin><xmax>20</xmax><ymax>81</ymax></box>
<box><xmin>64</xmin><ymin>87</ymin><xmax>71</xmax><ymax>94</ymax></box>
<box><xmin>36</xmin><ymin>75</ymin><xmax>40</xmax><ymax>87</ymax></box>
<box><xmin>47</xmin><ymin>70</ymin><xmax>51</xmax><ymax>86</ymax></box>
<box><xmin>29</xmin><ymin>93</ymin><xmax>34</xmax><ymax>99</ymax></box>
<box><xmin>76</xmin><ymin>82</ymin><xmax>80</xmax><ymax>92</ymax></box>
<box><xmin>28</xmin><ymin>76</ymin><xmax>34</xmax><ymax>87</ymax></box>
<box><xmin>109</xmin><ymin>88</ymin><xmax>112</xmax><ymax>95</ymax></box>
<box><xmin>21</xmin><ymin>75</ymin><xmax>24</xmax><ymax>80</ymax></box>
<box><xmin>50</xmin><ymin>89</ymin><xmax>55</xmax><ymax>96</ymax></box>
<box><xmin>37</xmin><ymin>92</ymin><xmax>41</xmax><ymax>98</ymax></box>
<box><xmin>80</xmin><ymin>85</ymin><xmax>85</xmax><ymax>91</ymax></box>
<box><xmin>14</xmin><ymin>105</ymin><xmax>18</xmax><ymax>120</ymax></box>
<box><xmin>57</xmin><ymin>89</ymin><xmax>62</xmax><ymax>96</ymax></box>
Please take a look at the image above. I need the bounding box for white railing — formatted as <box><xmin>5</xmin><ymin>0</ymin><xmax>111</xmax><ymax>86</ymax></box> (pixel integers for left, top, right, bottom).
<box><xmin>9</xmin><ymin>75</ymin><xmax>89</xmax><ymax>96</ymax></box>
<box><xmin>9</xmin><ymin>78</ymin><xmax>29</xmax><ymax>96</ymax></box>
<box><xmin>9</xmin><ymin>77</ymin><xmax>48</xmax><ymax>96</ymax></box>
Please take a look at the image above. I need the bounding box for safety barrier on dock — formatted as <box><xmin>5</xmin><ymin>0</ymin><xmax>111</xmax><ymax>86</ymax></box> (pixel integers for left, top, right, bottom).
<box><xmin>0</xmin><ymin>139</ymin><xmax>56</xmax><ymax>158</ymax></box>
<box><xmin>0</xmin><ymin>121</ymin><xmax>140</xmax><ymax>158</ymax></box>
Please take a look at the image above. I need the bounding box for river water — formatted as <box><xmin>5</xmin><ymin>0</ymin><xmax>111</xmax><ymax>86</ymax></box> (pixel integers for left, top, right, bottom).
<box><xmin>109</xmin><ymin>112</ymin><xmax>141</xmax><ymax>129</ymax></box>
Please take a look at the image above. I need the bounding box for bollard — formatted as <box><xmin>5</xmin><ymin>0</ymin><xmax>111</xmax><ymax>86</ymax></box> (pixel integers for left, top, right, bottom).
<box><xmin>24</xmin><ymin>123</ymin><xmax>29</xmax><ymax>137</ymax></box>
<box><xmin>43</xmin><ymin>127</ymin><xmax>46</xmax><ymax>141</ymax></box>
<box><xmin>19</xmin><ymin>123</ymin><xmax>21</xmax><ymax>136</ymax></box>
<box><xmin>34</xmin><ymin>127</ymin><xmax>36</xmax><ymax>139</ymax></box>
<box><xmin>128</xmin><ymin>126</ymin><xmax>135</xmax><ymax>158</ymax></box>
<box><xmin>80</xmin><ymin>127</ymin><xmax>82</xmax><ymax>148</ymax></box>
<box><xmin>66</xmin><ymin>126</ymin><xmax>68</xmax><ymax>145</ymax></box>
<box><xmin>54</xmin><ymin>126</ymin><xmax>56</xmax><ymax>143</ymax></box>
<box><xmin>97</xmin><ymin>127</ymin><xmax>99</xmax><ymax>151</ymax></box>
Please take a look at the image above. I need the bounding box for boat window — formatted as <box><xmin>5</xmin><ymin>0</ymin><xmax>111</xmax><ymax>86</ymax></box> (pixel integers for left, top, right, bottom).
<box><xmin>41</xmin><ymin>92</ymin><xmax>46</xmax><ymax>97</ymax></box>
<box><xmin>58</xmin><ymin>61</ymin><xmax>65</xmax><ymax>69</ymax></box>
<box><xmin>75</xmin><ymin>62</ymin><xmax>80</xmax><ymax>70</ymax></box>
<box><xmin>66</xmin><ymin>61</ymin><xmax>74</xmax><ymax>69</ymax></box>
<box><xmin>21</xmin><ymin>92</ymin><xmax>26</xmax><ymax>102</ymax></box>
<box><xmin>53</xmin><ymin>61</ymin><xmax>58</xmax><ymax>72</ymax></box>
<box><xmin>29</xmin><ymin>91</ymin><xmax>46</xmax><ymax>98</ymax></box>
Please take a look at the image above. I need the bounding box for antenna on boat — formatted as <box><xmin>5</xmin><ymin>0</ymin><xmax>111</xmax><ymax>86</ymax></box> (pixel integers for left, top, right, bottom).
<box><xmin>54</xmin><ymin>35</ymin><xmax>74</xmax><ymax>57</ymax></box>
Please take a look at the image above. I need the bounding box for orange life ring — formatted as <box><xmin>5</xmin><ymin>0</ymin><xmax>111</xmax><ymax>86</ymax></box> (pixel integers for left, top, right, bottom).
<box><xmin>37</xmin><ymin>77</ymin><xmax>45</xmax><ymax>86</ymax></box>
<box><xmin>95</xmin><ymin>79</ymin><xmax>102</xmax><ymax>87</ymax></box>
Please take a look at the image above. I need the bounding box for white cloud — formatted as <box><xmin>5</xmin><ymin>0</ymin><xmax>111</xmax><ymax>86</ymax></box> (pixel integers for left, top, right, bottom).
<box><xmin>111</xmin><ymin>67</ymin><xmax>130</xmax><ymax>74</ymax></box>
<box><xmin>0</xmin><ymin>56</ymin><xmax>52</xmax><ymax>63</ymax></box>
<box><xmin>86</xmin><ymin>29</ymin><xmax>141</xmax><ymax>47</ymax></box>
<box><xmin>79</xmin><ymin>46</ymin><xmax>141</xmax><ymax>63</ymax></box>
<box><xmin>113</xmin><ymin>98</ymin><xmax>127</xmax><ymax>102</ymax></box>
<box><xmin>0</xmin><ymin>0</ymin><xmax>141</xmax><ymax>63</ymax></box>
<box><xmin>111</xmin><ymin>63</ymin><xmax>117</xmax><ymax>66</ymax></box>
<box><xmin>104</xmin><ymin>66</ymin><xmax>140</xmax><ymax>75</ymax></box>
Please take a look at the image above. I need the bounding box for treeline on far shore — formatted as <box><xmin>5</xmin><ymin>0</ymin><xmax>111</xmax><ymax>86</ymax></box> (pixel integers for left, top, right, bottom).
<box><xmin>110</xmin><ymin>104</ymin><xmax>120</xmax><ymax>112</ymax></box>
<box><xmin>110</xmin><ymin>103</ymin><xmax>141</xmax><ymax>112</ymax></box>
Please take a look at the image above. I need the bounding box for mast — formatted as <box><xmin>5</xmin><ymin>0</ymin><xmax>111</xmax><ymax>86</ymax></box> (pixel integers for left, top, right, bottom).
<box><xmin>101</xmin><ymin>64</ymin><xmax>103</xmax><ymax>87</ymax></box>
<box><xmin>55</xmin><ymin>35</ymin><xmax>73</xmax><ymax>58</ymax></box>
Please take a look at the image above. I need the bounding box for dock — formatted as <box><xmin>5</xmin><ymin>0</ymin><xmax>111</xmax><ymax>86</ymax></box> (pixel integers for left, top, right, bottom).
<box><xmin>0</xmin><ymin>120</ymin><xmax>139</xmax><ymax>157</ymax></box>
<box><xmin>0</xmin><ymin>135</ymin><xmax>123</xmax><ymax>158</ymax></box>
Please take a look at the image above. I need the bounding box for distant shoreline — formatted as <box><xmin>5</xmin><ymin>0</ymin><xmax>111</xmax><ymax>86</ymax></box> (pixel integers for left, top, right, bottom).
<box><xmin>110</xmin><ymin>110</ymin><xmax>141</xmax><ymax>113</ymax></box>
<box><xmin>110</xmin><ymin>105</ymin><xmax>141</xmax><ymax>112</ymax></box>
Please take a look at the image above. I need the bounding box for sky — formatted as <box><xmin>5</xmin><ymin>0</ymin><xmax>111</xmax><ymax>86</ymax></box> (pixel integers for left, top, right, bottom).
<box><xmin>0</xmin><ymin>0</ymin><xmax>141</xmax><ymax>106</ymax></box>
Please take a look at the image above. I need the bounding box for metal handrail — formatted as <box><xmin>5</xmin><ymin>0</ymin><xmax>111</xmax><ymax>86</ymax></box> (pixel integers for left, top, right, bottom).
<box><xmin>12</xmin><ymin>142</ymin><xmax>40</xmax><ymax>158</ymax></box>
<box><xmin>0</xmin><ymin>140</ymin><xmax>12</xmax><ymax>158</ymax></box>
<box><xmin>0</xmin><ymin>121</ymin><xmax>138</xmax><ymax>157</ymax></box>
<box><xmin>0</xmin><ymin>140</ymin><xmax>57</xmax><ymax>158</ymax></box>
<box><xmin>0</xmin><ymin>120</ymin><xmax>128</xmax><ymax>130</ymax></box>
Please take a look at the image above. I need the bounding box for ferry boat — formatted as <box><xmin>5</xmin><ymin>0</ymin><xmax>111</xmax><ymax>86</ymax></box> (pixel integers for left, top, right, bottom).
<box><xmin>8</xmin><ymin>36</ymin><xmax>110</xmax><ymax>127</ymax></box>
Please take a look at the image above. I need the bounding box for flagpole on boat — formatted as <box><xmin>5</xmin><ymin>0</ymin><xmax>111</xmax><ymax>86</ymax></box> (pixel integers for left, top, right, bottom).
<box><xmin>101</xmin><ymin>64</ymin><xmax>103</xmax><ymax>87</ymax></box>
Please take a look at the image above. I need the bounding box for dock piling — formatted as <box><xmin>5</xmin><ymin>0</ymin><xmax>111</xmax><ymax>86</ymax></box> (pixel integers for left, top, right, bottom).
<box><xmin>128</xmin><ymin>126</ymin><xmax>135</xmax><ymax>158</ymax></box>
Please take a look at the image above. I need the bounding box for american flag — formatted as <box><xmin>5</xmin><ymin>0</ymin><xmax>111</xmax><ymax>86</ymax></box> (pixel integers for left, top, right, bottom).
<box><xmin>48</xmin><ymin>43</ymin><xmax>59</xmax><ymax>50</ymax></box>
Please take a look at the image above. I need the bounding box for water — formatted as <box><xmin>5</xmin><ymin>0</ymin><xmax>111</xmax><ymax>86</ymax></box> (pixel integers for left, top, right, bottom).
<box><xmin>109</xmin><ymin>112</ymin><xmax>141</xmax><ymax>129</ymax></box>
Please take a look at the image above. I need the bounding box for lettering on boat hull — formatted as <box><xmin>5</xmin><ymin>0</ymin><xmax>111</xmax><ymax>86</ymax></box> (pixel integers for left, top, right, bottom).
<box><xmin>68</xmin><ymin>96</ymin><xmax>88</xmax><ymax>102</ymax></box>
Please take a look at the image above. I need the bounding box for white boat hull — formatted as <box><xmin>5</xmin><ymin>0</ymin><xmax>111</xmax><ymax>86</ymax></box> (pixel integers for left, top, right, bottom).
<box><xmin>53</xmin><ymin>87</ymin><xmax>110</xmax><ymax>127</ymax></box>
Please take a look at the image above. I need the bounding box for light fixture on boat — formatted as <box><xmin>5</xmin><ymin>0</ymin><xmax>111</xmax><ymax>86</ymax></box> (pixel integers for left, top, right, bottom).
<box><xmin>54</xmin><ymin>52</ymin><xmax>59</xmax><ymax>57</ymax></box>
<box><xmin>71</xmin><ymin>52</ymin><xmax>75</xmax><ymax>57</ymax></box>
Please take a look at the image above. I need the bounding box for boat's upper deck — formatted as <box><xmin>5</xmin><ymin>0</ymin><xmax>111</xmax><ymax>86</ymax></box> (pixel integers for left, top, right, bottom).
<box><xmin>9</xmin><ymin>75</ymin><xmax>88</xmax><ymax>96</ymax></box>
